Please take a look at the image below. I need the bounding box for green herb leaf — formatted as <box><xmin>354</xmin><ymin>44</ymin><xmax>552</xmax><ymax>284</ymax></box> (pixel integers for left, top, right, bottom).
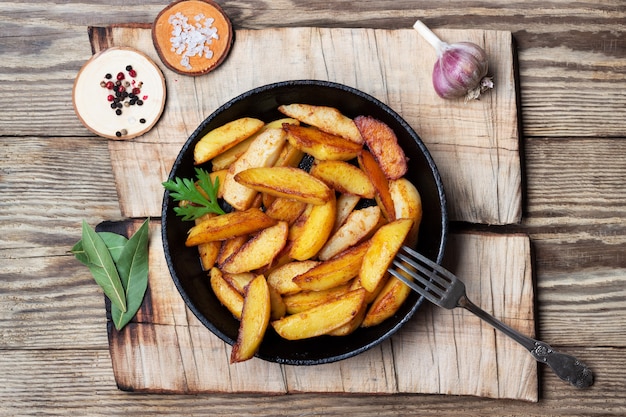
<box><xmin>71</xmin><ymin>232</ymin><xmax>128</xmax><ymax>266</ymax></box>
<box><xmin>80</xmin><ymin>221</ymin><xmax>127</xmax><ymax>313</ymax></box>
<box><xmin>162</xmin><ymin>167</ymin><xmax>225</xmax><ymax>220</ymax></box>
<box><xmin>110</xmin><ymin>218</ymin><xmax>150</xmax><ymax>330</ymax></box>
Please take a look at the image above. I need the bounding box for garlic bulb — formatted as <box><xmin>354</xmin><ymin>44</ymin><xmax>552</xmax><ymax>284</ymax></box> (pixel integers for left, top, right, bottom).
<box><xmin>413</xmin><ymin>20</ymin><xmax>494</xmax><ymax>101</ymax></box>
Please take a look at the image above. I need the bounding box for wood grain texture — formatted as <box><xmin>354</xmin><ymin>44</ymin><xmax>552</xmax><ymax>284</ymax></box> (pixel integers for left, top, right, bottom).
<box><xmin>1</xmin><ymin>0</ymin><xmax>625</xmax><ymax>415</ymax></box>
<box><xmin>102</xmin><ymin>223</ymin><xmax>537</xmax><ymax>400</ymax></box>
<box><xmin>95</xmin><ymin>25</ymin><xmax>521</xmax><ymax>225</ymax></box>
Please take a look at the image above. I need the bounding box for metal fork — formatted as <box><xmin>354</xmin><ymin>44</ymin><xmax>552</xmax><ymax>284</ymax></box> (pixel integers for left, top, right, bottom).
<box><xmin>389</xmin><ymin>245</ymin><xmax>594</xmax><ymax>389</ymax></box>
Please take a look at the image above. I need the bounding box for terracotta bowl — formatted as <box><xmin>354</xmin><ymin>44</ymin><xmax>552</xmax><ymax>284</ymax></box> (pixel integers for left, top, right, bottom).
<box><xmin>162</xmin><ymin>80</ymin><xmax>448</xmax><ymax>365</ymax></box>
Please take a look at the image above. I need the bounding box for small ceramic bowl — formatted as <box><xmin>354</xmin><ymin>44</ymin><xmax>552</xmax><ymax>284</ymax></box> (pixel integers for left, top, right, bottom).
<box><xmin>162</xmin><ymin>80</ymin><xmax>448</xmax><ymax>365</ymax></box>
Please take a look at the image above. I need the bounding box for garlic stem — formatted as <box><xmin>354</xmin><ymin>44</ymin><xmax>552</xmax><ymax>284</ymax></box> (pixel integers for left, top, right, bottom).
<box><xmin>413</xmin><ymin>20</ymin><xmax>447</xmax><ymax>55</ymax></box>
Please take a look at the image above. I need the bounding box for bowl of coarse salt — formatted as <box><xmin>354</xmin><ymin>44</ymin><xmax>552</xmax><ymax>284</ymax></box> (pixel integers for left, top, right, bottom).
<box><xmin>152</xmin><ymin>0</ymin><xmax>234</xmax><ymax>76</ymax></box>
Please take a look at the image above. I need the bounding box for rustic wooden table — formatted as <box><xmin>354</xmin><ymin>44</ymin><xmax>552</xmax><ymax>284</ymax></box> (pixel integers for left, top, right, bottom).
<box><xmin>1</xmin><ymin>1</ymin><xmax>625</xmax><ymax>415</ymax></box>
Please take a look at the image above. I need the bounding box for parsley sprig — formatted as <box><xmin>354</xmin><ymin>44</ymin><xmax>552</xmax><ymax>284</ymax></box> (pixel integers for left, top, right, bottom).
<box><xmin>163</xmin><ymin>167</ymin><xmax>225</xmax><ymax>220</ymax></box>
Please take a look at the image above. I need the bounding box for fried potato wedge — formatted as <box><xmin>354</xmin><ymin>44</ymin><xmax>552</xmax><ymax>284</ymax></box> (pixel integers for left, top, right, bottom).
<box><xmin>268</xmin><ymin>285</ymin><xmax>287</xmax><ymax>320</ymax></box>
<box><xmin>210</xmin><ymin>267</ymin><xmax>244</xmax><ymax>320</ymax></box>
<box><xmin>186</xmin><ymin>208</ymin><xmax>277</xmax><ymax>246</ymax></box>
<box><xmin>283</xmin><ymin>284</ymin><xmax>351</xmax><ymax>315</ymax></box>
<box><xmin>359</xmin><ymin>218</ymin><xmax>413</xmax><ymax>292</ymax></box>
<box><xmin>358</xmin><ymin>150</ymin><xmax>396</xmax><ymax>221</ymax></box>
<box><xmin>271</xmin><ymin>288</ymin><xmax>366</xmax><ymax>340</ymax></box>
<box><xmin>265</xmin><ymin>197</ymin><xmax>308</xmax><ymax>225</ymax></box>
<box><xmin>311</xmin><ymin>160</ymin><xmax>375</xmax><ymax>198</ymax></box>
<box><xmin>222</xmin><ymin>128</ymin><xmax>286</xmax><ymax>211</ymax></box>
<box><xmin>294</xmin><ymin>240</ymin><xmax>371</xmax><ymax>291</ymax></box>
<box><xmin>194</xmin><ymin>117</ymin><xmax>265</xmax><ymax>165</ymax></box>
<box><xmin>362</xmin><ymin>274</ymin><xmax>412</xmax><ymax>327</ymax></box>
<box><xmin>333</xmin><ymin>193</ymin><xmax>361</xmax><ymax>231</ymax></box>
<box><xmin>221</xmin><ymin>221</ymin><xmax>289</xmax><ymax>274</ymax></box>
<box><xmin>389</xmin><ymin>178</ymin><xmax>423</xmax><ymax>247</ymax></box>
<box><xmin>318</xmin><ymin>205</ymin><xmax>382</xmax><ymax>261</ymax></box>
<box><xmin>350</xmin><ymin>271</ymin><xmax>389</xmax><ymax>304</ymax></box>
<box><xmin>278</xmin><ymin>103</ymin><xmax>363</xmax><ymax>144</ymax></box>
<box><xmin>283</xmin><ymin>124</ymin><xmax>363</xmax><ymax>161</ymax></box>
<box><xmin>222</xmin><ymin>272</ymin><xmax>255</xmax><ymax>295</ymax></box>
<box><xmin>235</xmin><ymin>166</ymin><xmax>333</xmax><ymax>206</ymax></box>
<box><xmin>289</xmin><ymin>195</ymin><xmax>336</xmax><ymax>261</ymax></box>
<box><xmin>354</xmin><ymin>115</ymin><xmax>408</xmax><ymax>180</ymax></box>
<box><xmin>194</xmin><ymin>215</ymin><xmax>220</xmax><ymax>270</ymax></box>
<box><xmin>217</xmin><ymin>235</ymin><xmax>248</xmax><ymax>266</ymax></box>
<box><xmin>267</xmin><ymin>260</ymin><xmax>319</xmax><ymax>295</ymax></box>
<box><xmin>230</xmin><ymin>274</ymin><xmax>271</xmax><ymax>363</ymax></box>
<box><xmin>328</xmin><ymin>298</ymin><xmax>367</xmax><ymax>336</ymax></box>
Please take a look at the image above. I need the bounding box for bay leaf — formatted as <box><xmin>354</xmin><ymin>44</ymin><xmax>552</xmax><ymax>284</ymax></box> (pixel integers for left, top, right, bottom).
<box><xmin>80</xmin><ymin>220</ymin><xmax>127</xmax><ymax>313</ymax></box>
<box><xmin>71</xmin><ymin>232</ymin><xmax>128</xmax><ymax>266</ymax></box>
<box><xmin>111</xmin><ymin>218</ymin><xmax>150</xmax><ymax>330</ymax></box>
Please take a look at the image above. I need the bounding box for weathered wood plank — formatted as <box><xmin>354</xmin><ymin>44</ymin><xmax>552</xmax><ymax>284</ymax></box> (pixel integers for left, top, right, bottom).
<box><xmin>0</xmin><ymin>347</ymin><xmax>622</xmax><ymax>416</ymax></box>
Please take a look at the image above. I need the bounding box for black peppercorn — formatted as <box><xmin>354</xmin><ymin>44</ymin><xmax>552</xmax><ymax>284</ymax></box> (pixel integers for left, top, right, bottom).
<box><xmin>115</xmin><ymin>109</ymin><xmax>122</xmax><ymax>115</ymax></box>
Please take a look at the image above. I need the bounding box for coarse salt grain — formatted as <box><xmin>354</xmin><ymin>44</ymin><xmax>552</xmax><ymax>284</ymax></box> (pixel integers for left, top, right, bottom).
<box><xmin>168</xmin><ymin>12</ymin><xmax>219</xmax><ymax>70</ymax></box>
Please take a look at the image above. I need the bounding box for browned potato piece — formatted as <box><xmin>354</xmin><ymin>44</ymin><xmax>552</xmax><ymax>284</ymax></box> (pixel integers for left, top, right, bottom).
<box><xmin>268</xmin><ymin>285</ymin><xmax>287</xmax><ymax>320</ymax></box>
<box><xmin>283</xmin><ymin>124</ymin><xmax>363</xmax><ymax>161</ymax></box>
<box><xmin>194</xmin><ymin>117</ymin><xmax>265</xmax><ymax>165</ymax></box>
<box><xmin>317</xmin><ymin>205</ymin><xmax>382</xmax><ymax>261</ymax></box>
<box><xmin>283</xmin><ymin>284</ymin><xmax>351</xmax><ymax>314</ymax></box>
<box><xmin>277</xmin><ymin>103</ymin><xmax>363</xmax><ymax>144</ymax></box>
<box><xmin>221</xmin><ymin>221</ymin><xmax>289</xmax><ymax>274</ymax></box>
<box><xmin>265</xmin><ymin>197</ymin><xmax>308</xmax><ymax>225</ymax></box>
<box><xmin>185</xmin><ymin>208</ymin><xmax>277</xmax><ymax>246</ymax></box>
<box><xmin>271</xmin><ymin>288</ymin><xmax>366</xmax><ymax>340</ymax></box>
<box><xmin>354</xmin><ymin>115</ymin><xmax>408</xmax><ymax>180</ymax></box>
<box><xmin>358</xmin><ymin>150</ymin><xmax>396</xmax><ymax>222</ymax></box>
<box><xmin>217</xmin><ymin>235</ymin><xmax>248</xmax><ymax>266</ymax></box>
<box><xmin>194</xmin><ymin>214</ymin><xmax>220</xmax><ymax>270</ymax></box>
<box><xmin>311</xmin><ymin>160</ymin><xmax>375</xmax><ymax>198</ymax></box>
<box><xmin>293</xmin><ymin>240</ymin><xmax>371</xmax><ymax>291</ymax></box>
<box><xmin>389</xmin><ymin>178</ymin><xmax>423</xmax><ymax>247</ymax></box>
<box><xmin>230</xmin><ymin>275</ymin><xmax>271</xmax><ymax>363</ymax></box>
<box><xmin>222</xmin><ymin>272</ymin><xmax>255</xmax><ymax>295</ymax></box>
<box><xmin>359</xmin><ymin>218</ymin><xmax>413</xmax><ymax>292</ymax></box>
<box><xmin>361</xmin><ymin>275</ymin><xmax>412</xmax><ymax>327</ymax></box>
<box><xmin>210</xmin><ymin>267</ymin><xmax>243</xmax><ymax>320</ymax></box>
<box><xmin>288</xmin><ymin>195</ymin><xmax>336</xmax><ymax>261</ymax></box>
<box><xmin>267</xmin><ymin>260</ymin><xmax>319</xmax><ymax>295</ymax></box>
<box><xmin>328</xmin><ymin>299</ymin><xmax>368</xmax><ymax>336</ymax></box>
<box><xmin>235</xmin><ymin>166</ymin><xmax>333</xmax><ymax>206</ymax></box>
<box><xmin>222</xmin><ymin>128</ymin><xmax>287</xmax><ymax>211</ymax></box>
<box><xmin>333</xmin><ymin>193</ymin><xmax>361</xmax><ymax>231</ymax></box>
<box><xmin>350</xmin><ymin>271</ymin><xmax>389</xmax><ymax>304</ymax></box>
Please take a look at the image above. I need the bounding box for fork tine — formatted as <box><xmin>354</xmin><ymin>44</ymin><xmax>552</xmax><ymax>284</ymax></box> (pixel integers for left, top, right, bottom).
<box><xmin>391</xmin><ymin>259</ymin><xmax>446</xmax><ymax>299</ymax></box>
<box><xmin>396</xmin><ymin>252</ymin><xmax>449</xmax><ymax>291</ymax></box>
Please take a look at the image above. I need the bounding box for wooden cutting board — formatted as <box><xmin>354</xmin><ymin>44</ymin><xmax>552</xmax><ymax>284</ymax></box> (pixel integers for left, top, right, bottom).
<box><xmin>88</xmin><ymin>24</ymin><xmax>536</xmax><ymax>401</ymax></box>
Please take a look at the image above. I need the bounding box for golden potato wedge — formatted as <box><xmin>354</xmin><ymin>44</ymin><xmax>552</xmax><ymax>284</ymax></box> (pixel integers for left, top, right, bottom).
<box><xmin>293</xmin><ymin>240</ymin><xmax>371</xmax><ymax>291</ymax></box>
<box><xmin>271</xmin><ymin>288</ymin><xmax>366</xmax><ymax>340</ymax></box>
<box><xmin>235</xmin><ymin>166</ymin><xmax>333</xmax><ymax>206</ymax></box>
<box><xmin>268</xmin><ymin>285</ymin><xmax>287</xmax><ymax>320</ymax></box>
<box><xmin>262</xmin><ymin>141</ymin><xmax>307</xmax><ymax>207</ymax></box>
<box><xmin>333</xmin><ymin>193</ymin><xmax>361</xmax><ymax>231</ymax></box>
<box><xmin>361</xmin><ymin>275</ymin><xmax>411</xmax><ymax>327</ymax></box>
<box><xmin>278</xmin><ymin>103</ymin><xmax>363</xmax><ymax>144</ymax></box>
<box><xmin>222</xmin><ymin>128</ymin><xmax>286</xmax><ymax>211</ymax></box>
<box><xmin>230</xmin><ymin>275</ymin><xmax>271</xmax><ymax>363</ymax></box>
<box><xmin>283</xmin><ymin>124</ymin><xmax>363</xmax><ymax>161</ymax></box>
<box><xmin>222</xmin><ymin>272</ymin><xmax>255</xmax><ymax>295</ymax></box>
<box><xmin>283</xmin><ymin>284</ymin><xmax>351</xmax><ymax>314</ymax></box>
<box><xmin>209</xmin><ymin>169</ymin><xmax>227</xmax><ymax>198</ymax></box>
<box><xmin>212</xmin><ymin>118</ymin><xmax>301</xmax><ymax>172</ymax></box>
<box><xmin>265</xmin><ymin>197</ymin><xmax>308</xmax><ymax>225</ymax></box>
<box><xmin>389</xmin><ymin>178</ymin><xmax>423</xmax><ymax>247</ymax></box>
<box><xmin>350</xmin><ymin>271</ymin><xmax>389</xmax><ymax>304</ymax></box>
<box><xmin>317</xmin><ymin>205</ymin><xmax>382</xmax><ymax>261</ymax></box>
<box><xmin>221</xmin><ymin>221</ymin><xmax>289</xmax><ymax>274</ymax></box>
<box><xmin>354</xmin><ymin>115</ymin><xmax>408</xmax><ymax>180</ymax></box>
<box><xmin>288</xmin><ymin>195</ymin><xmax>336</xmax><ymax>261</ymax></box>
<box><xmin>194</xmin><ymin>117</ymin><xmax>265</xmax><ymax>165</ymax></box>
<box><xmin>185</xmin><ymin>208</ymin><xmax>277</xmax><ymax>246</ymax></box>
<box><xmin>194</xmin><ymin>215</ymin><xmax>220</xmax><ymax>270</ymax></box>
<box><xmin>267</xmin><ymin>260</ymin><xmax>319</xmax><ymax>295</ymax></box>
<box><xmin>209</xmin><ymin>267</ymin><xmax>243</xmax><ymax>320</ymax></box>
<box><xmin>358</xmin><ymin>218</ymin><xmax>413</xmax><ymax>292</ymax></box>
<box><xmin>358</xmin><ymin>150</ymin><xmax>396</xmax><ymax>221</ymax></box>
<box><xmin>217</xmin><ymin>235</ymin><xmax>248</xmax><ymax>266</ymax></box>
<box><xmin>311</xmin><ymin>160</ymin><xmax>375</xmax><ymax>198</ymax></box>
<box><xmin>328</xmin><ymin>298</ymin><xmax>367</xmax><ymax>336</ymax></box>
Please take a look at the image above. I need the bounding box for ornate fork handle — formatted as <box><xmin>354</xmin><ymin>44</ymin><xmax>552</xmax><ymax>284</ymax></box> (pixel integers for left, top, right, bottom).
<box><xmin>459</xmin><ymin>295</ymin><xmax>594</xmax><ymax>388</ymax></box>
